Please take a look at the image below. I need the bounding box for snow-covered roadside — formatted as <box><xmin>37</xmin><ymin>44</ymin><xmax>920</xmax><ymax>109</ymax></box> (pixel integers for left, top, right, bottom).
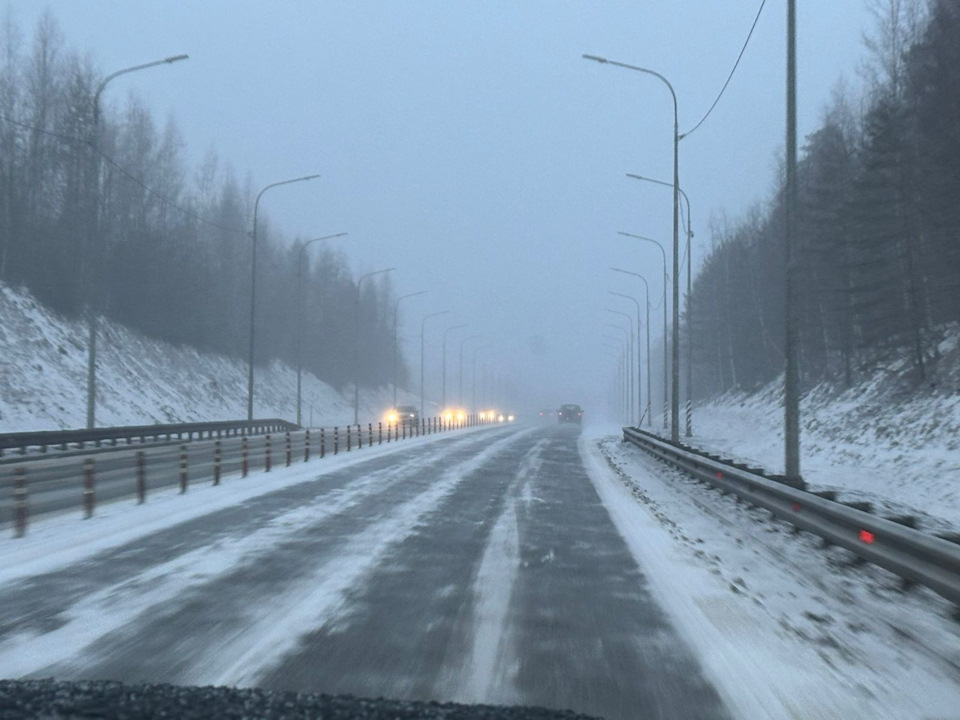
<box><xmin>581</xmin><ymin>431</ymin><xmax>960</xmax><ymax>720</ymax></box>
<box><xmin>677</xmin><ymin>345</ymin><xmax>960</xmax><ymax>533</ymax></box>
<box><xmin>0</xmin><ymin>424</ymin><xmax>499</xmax><ymax>587</ymax></box>
<box><xmin>0</xmin><ymin>282</ymin><xmax>425</xmax><ymax>433</ymax></box>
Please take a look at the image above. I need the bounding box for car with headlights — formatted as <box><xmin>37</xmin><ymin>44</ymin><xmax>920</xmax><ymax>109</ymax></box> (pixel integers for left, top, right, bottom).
<box><xmin>387</xmin><ymin>405</ymin><xmax>420</xmax><ymax>426</ymax></box>
<box><xmin>557</xmin><ymin>404</ymin><xmax>582</xmax><ymax>424</ymax></box>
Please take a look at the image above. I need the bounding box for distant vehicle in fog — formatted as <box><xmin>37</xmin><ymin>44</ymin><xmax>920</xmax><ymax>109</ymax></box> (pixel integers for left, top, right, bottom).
<box><xmin>387</xmin><ymin>405</ymin><xmax>420</xmax><ymax>426</ymax></box>
<box><xmin>558</xmin><ymin>404</ymin><xmax>582</xmax><ymax>424</ymax></box>
<box><xmin>538</xmin><ymin>409</ymin><xmax>555</xmax><ymax>419</ymax></box>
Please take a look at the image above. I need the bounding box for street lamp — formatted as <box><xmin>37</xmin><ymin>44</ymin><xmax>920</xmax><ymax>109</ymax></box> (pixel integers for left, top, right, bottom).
<box><xmin>392</xmin><ymin>290</ymin><xmax>427</xmax><ymax>407</ymax></box>
<box><xmin>472</xmin><ymin>345</ymin><xmax>494</xmax><ymax>412</ymax></box>
<box><xmin>295</xmin><ymin>232</ymin><xmax>348</xmax><ymax>426</ymax></box>
<box><xmin>609</xmin><ymin>291</ymin><xmax>643</xmax><ymax>426</ymax></box>
<box><xmin>85</xmin><ymin>53</ymin><xmax>188</xmax><ymax>429</ymax></box>
<box><xmin>617</xmin><ymin>232</ymin><xmax>669</xmax><ymax>429</ymax></box>
<box><xmin>584</xmin><ymin>53</ymin><xmax>681</xmax><ymax>442</ymax></box>
<box><xmin>354</xmin><ymin>267</ymin><xmax>395</xmax><ymax>424</ymax></box>
<box><xmin>611</xmin><ymin>269</ymin><xmax>653</xmax><ymax>425</ymax></box>
<box><xmin>602</xmin><ymin>338</ymin><xmax>628</xmax><ymax>423</ymax></box>
<box><xmin>420</xmin><ymin>311</ymin><xmax>450</xmax><ymax>418</ymax></box>
<box><xmin>606</xmin><ymin>309</ymin><xmax>634</xmax><ymax>425</ymax></box>
<box><xmin>459</xmin><ymin>335</ymin><xmax>480</xmax><ymax>406</ymax></box>
<box><xmin>248</xmin><ymin>174</ymin><xmax>321</xmax><ymax>421</ymax></box>
<box><xmin>627</xmin><ymin>172</ymin><xmax>694</xmax><ymax>436</ymax></box>
<box><xmin>441</xmin><ymin>324</ymin><xmax>468</xmax><ymax>408</ymax></box>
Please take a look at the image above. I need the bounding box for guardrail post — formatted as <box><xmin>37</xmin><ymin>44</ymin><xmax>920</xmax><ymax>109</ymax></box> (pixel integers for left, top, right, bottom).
<box><xmin>304</xmin><ymin>430</ymin><xmax>311</xmax><ymax>462</ymax></box>
<box><xmin>334</xmin><ymin>426</ymin><xmax>339</xmax><ymax>455</ymax></box>
<box><xmin>347</xmin><ymin>425</ymin><xmax>352</xmax><ymax>451</ymax></box>
<box><xmin>265</xmin><ymin>435</ymin><xmax>272</xmax><ymax>472</ymax></box>
<box><xmin>83</xmin><ymin>458</ymin><xmax>94</xmax><ymax>518</ymax></box>
<box><xmin>285</xmin><ymin>432</ymin><xmax>292</xmax><ymax>467</ymax></box>
<box><xmin>13</xmin><ymin>467</ymin><xmax>27</xmax><ymax>538</ymax></box>
<box><xmin>368</xmin><ymin>423</ymin><xmax>373</xmax><ymax>447</ymax></box>
<box><xmin>137</xmin><ymin>450</ymin><xmax>147</xmax><ymax>502</ymax></box>
<box><xmin>179</xmin><ymin>445</ymin><xmax>188</xmax><ymax>493</ymax></box>
<box><xmin>321</xmin><ymin>428</ymin><xmax>326</xmax><ymax>458</ymax></box>
<box><xmin>242</xmin><ymin>436</ymin><xmax>249</xmax><ymax>477</ymax></box>
<box><xmin>402</xmin><ymin>421</ymin><xmax>406</xmax><ymax>440</ymax></box>
<box><xmin>213</xmin><ymin>441</ymin><xmax>221</xmax><ymax>486</ymax></box>
<box><xmin>357</xmin><ymin>424</ymin><xmax>363</xmax><ymax>450</ymax></box>
<box><xmin>378</xmin><ymin>422</ymin><xmax>382</xmax><ymax>445</ymax></box>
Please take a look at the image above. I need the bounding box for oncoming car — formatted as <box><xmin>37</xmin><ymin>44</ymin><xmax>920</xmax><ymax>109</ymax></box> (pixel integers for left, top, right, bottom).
<box><xmin>557</xmin><ymin>404</ymin><xmax>582</xmax><ymax>424</ymax></box>
<box><xmin>386</xmin><ymin>405</ymin><xmax>420</xmax><ymax>426</ymax></box>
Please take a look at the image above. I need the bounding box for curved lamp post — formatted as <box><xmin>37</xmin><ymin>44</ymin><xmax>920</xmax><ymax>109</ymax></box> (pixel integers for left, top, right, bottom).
<box><xmin>441</xmin><ymin>324</ymin><xmax>468</xmax><ymax>408</ymax></box>
<box><xmin>420</xmin><ymin>311</ymin><xmax>450</xmax><ymax>418</ymax></box>
<box><xmin>392</xmin><ymin>290</ymin><xmax>427</xmax><ymax>407</ymax></box>
<box><xmin>86</xmin><ymin>53</ymin><xmax>189</xmax><ymax>429</ymax></box>
<box><xmin>295</xmin><ymin>232</ymin><xmax>348</xmax><ymax>426</ymax></box>
<box><xmin>459</xmin><ymin>335</ymin><xmax>480</xmax><ymax>407</ymax></box>
<box><xmin>584</xmin><ymin>53</ymin><xmax>681</xmax><ymax>442</ymax></box>
<box><xmin>248</xmin><ymin>174</ymin><xmax>321</xmax><ymax>421</ymax></box>
<box><xmin>609</xmin><ymin>291</ymin><xmax>643</xmax><ymax>427</ymax></box>
<box><xmin>627</xmin><ymin>171</ymin><xmax>694</xmax><ymax>436</ymax></box>
<box><xmin>617</xmin><ymin>232</ymin><xmax>669</xmax><ymax>429</ymax></box>
<box><xmin>606</xmin><ymin>309</ymin><xmax>635</xmax><ymax>425</ymax></box>
<box><xmin>354</xmin><ymin>267</ymin><xmax>395</xmax><ymax>424</ymax></box>
<box><xmin>610</xmin><ymin>272</ymin><xmax>652</xmax><ymax>426</ymax></box>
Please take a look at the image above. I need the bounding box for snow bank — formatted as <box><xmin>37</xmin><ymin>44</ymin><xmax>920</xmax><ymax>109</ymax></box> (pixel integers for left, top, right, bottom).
<box><xmin>0</xmin><ymin>282</ymin><xmax>421</xmax><ymax>433</ymax></box>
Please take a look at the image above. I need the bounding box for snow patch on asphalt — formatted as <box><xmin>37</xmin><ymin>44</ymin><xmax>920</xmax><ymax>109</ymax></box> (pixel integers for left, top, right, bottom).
<box><xmin>452</xmin><ymin>439</ymin><xmax>547</xmax><ymax>704</ymax></box>
<box><xmin>196</xmin><ymin>428</ymin><xmax>538</xmax><ymax>688</ymax></box>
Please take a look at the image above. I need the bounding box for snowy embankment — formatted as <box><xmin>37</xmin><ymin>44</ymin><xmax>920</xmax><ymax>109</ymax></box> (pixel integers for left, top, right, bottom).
<box><xmin>0</xmin><ymin>283</ymin><xmax>420</xmax><ymax>433</ymax></box>
<box><xmin>677</xmin><ymin>327</ymin><xmax>960</xmax><ymax>533</ymax></box>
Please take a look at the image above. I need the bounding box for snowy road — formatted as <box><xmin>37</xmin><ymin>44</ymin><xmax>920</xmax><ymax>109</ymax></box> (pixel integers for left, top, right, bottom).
<box><xmin>0</xmin><ymin>423</ymin><xmax>729</xmax><ymax>720</ymax></box>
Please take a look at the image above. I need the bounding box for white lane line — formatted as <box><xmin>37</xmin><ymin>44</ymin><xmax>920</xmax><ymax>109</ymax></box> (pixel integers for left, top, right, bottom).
<box><xmin>197</xmin><ymin>428</ymin><xmax>540</xmax><ymax>688</ymax></box>
<box><xmin>447</xmin><ymin>438</ymin><xmax>549</xmax><ymax>705</ymax></box>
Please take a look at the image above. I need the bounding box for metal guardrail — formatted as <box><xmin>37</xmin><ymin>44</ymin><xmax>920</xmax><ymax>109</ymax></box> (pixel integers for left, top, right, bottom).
<box><xmin>3</xmin><ymin>415</ymin><xmax>498</xmax><ymax>536</ymax></box>
<box><xmin>622</xmin><ymin>427</ymin><xmax>960</xmax><ymax>608</ymax></box>
<box><xmin>0</xmin><ymin>419</ymin><xmax>300</xmax><ymax>457</ymax></box>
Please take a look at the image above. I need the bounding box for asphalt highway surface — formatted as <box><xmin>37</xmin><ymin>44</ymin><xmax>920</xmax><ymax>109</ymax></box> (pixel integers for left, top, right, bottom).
<box><xmin>0</xmin><ymin>423</ymin><xmax>730</xmax><ymax>720</ymax></box>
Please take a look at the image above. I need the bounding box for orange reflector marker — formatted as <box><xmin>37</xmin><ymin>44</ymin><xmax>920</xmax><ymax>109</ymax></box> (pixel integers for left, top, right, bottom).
<box><xmin>859</xmin><ymin>529</ymin><xmax>875</xmax><ymax>544</ymax></box>
<box><xmin>716</xmin><ymin>472</ymin><xmax>723</xmax><ymax>479</ymax></box>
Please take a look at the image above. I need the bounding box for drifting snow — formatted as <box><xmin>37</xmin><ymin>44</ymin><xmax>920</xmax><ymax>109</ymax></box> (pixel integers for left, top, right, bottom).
<box><xmin>0</xmin><ymin>282</ymin><xmax>421</xmax><ymax>432</ymax></box>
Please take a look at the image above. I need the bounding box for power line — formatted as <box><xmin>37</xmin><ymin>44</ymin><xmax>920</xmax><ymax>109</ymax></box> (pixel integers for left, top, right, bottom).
<box><xmin>681</xmin><ymin>0</ymin><xmax>767</xmax><ymax>140</ymax></box>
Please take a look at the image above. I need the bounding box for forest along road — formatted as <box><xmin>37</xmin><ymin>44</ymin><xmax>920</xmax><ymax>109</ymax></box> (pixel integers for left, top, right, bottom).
<box><xmin>0</xmin><ymin>423</ymin><xmax>729</xmax><ymax>720</ymax></box>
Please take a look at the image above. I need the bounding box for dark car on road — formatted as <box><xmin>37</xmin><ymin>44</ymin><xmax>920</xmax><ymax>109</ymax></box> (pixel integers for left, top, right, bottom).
<box><xmin>558</xmin><ymin>404</ymin><xmax>582</xmax><ymax>424</ymax></box>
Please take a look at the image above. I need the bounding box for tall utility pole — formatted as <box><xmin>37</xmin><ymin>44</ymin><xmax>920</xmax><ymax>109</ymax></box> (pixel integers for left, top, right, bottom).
<box><xmin>784</xmin><ymin>0</ymin><xmax>802</xmax><ymax>484</ymax></box>
<box><xmin>248</xmin><ymin>174</ymin><xmax>321</xmax><ymax>421</ymax></box>
<box><xmin>609</xmin><ymin>291</ymin><xmax>643</xmax><ymax>426</ymax></box>
<box><xmin>85</xmin><ymin>54</ymin><xmax>188</xmax><ymax>429</ymax></box>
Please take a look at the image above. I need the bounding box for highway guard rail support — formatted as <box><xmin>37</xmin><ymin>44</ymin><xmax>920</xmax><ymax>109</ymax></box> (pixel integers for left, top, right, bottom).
<box><xmin>622</xmin><ymin>427</ymin><xmax>960</xmax><ymax>608</ymax></box>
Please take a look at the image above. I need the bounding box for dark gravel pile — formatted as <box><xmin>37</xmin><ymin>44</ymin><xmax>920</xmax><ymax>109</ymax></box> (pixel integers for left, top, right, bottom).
<box><xmin>0</xmin><ymin>679</ymin><xmax>603</xmax><ymax>719</ymax></box>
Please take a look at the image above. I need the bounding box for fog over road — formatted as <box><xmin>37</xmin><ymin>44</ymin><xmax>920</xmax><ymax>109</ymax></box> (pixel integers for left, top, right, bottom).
<box><xmin>0</xmin><ymin>424</ymin><xmax>728</xmax><ymax>720</ymax></box>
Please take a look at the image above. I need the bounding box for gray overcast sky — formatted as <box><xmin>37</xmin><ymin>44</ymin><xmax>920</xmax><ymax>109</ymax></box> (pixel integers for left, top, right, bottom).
<box><xmin>7</xmin><ymin>1</ymin><xmax>875</xmax><ymax>415</ymax></box>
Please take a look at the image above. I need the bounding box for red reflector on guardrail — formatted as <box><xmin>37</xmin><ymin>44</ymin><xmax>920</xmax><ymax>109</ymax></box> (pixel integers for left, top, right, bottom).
<box><xmin>716</xmin><ymin>472</ymin><xmax>723</xmax><ymax>479</ymax></box>
<box><xmin>792</xmin><ymin>503</ymin><xmax>801</xmax><ymax>512</ymax></box>
<box><xmin>859</xmin><ymin>529</ymin><xmax>875</xmax><ymax>544</ymax></box>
